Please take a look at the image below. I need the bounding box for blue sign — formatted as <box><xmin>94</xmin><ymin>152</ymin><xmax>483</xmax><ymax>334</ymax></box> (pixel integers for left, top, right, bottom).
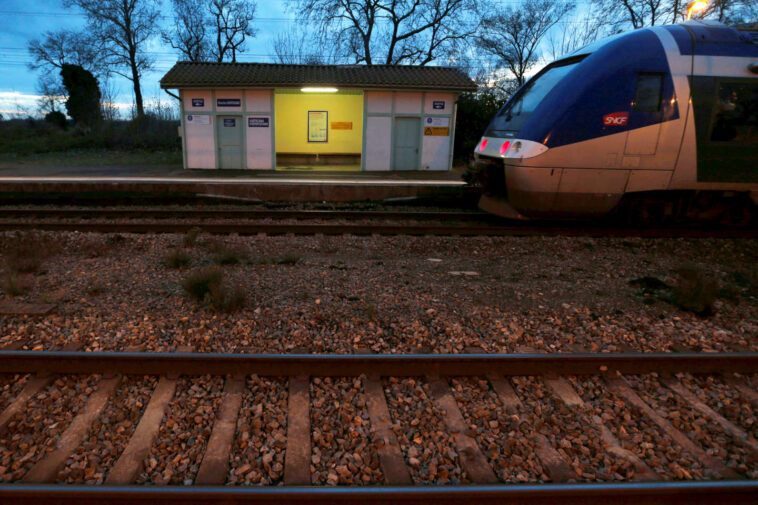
<box><xmin>191</xmin><ymin>98</ymin><xmax>204</xmax><ymax>107</ymax></box>
<box><xmin>426</xmin><ymin>117</ymin><xmax>433</xmax><ymax>124</ymax></box>
<box><xmin>248</xmin><ymin>117</ymin><xmax>269</xmax><ymax>127</ymax></box>
<box><xmin>217</xmin><ymin>98</ymin><xmax>241</xmax><ymax>107</ymax></box>
<box><xmin>433</xmin><ymin>101</ymin><xmax>445</xmax><ymax>109</ymax></box>
<box><xmin>223</xmin><ymin>118</ymin><xmax>236</xmax><ymax>127</ymax></box>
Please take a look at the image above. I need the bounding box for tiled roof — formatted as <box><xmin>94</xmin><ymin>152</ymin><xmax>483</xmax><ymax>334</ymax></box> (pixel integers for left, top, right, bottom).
<box><xmin>160</xmin><ymin>62</ymin><xmax>477</xmax><ymax>91</ymax></box>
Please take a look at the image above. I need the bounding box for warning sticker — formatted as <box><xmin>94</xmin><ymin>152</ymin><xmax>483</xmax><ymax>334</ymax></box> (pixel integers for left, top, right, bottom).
<box><xmin>424</xmin><ymin>127</ymin><xmax>450</xmax><ymax>136</ymax></box>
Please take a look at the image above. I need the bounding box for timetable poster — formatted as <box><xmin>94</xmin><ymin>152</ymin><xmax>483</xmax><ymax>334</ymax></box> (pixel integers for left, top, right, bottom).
<box><xmin>308</xmin><ymin>111</ymin><xmax>328</xmax><ymax>142</ymax></box>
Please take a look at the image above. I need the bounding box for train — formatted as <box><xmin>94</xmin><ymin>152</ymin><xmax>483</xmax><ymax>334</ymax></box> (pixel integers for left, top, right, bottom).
<box><xmin>473</xmin><ymin>20</ymin><xmax>758</xmax><ymax>224</ymax></box>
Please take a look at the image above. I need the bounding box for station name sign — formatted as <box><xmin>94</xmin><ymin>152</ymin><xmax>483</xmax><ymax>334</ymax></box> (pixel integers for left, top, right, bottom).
<box><xmin>248</xmin><ymin>117</ymin><xmax>270</xmax><ymax>127</ymax></box>
<box><xmin>433</xmin><ymin>101</ymin><xmax>445</xmax><ymax>110</ymax></box>
<box><xmin>217</xmin><ymin>98</ymin><xmax>241</xmax><ymax>107</ymax></box>
<box><xmin>191</xmin><ymin>98</ymin><xmax>204</xmax><ymax>107</ymax></box>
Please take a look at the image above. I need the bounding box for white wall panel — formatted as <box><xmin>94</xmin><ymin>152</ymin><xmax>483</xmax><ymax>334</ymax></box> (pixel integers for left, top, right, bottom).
<box><xmin>246</xmin><ymin>115</ymin><xmax>272</xmax><ymax>169</ymax></box>
<box><xmin>423</xmin><ymin>93</ymin><xmax>455</xmax><ymax>115</ymax></box>
<box><xmin>421</xmin><ymin>135</ymin><xmax>450</xmax><ymax>171</ymax></box>
<box><xmin>245</xmin><ymin>90</ymin><xmax>271</xmax><ymax>112</ymax></box>
<box><xmin>185</xmin><ymin>116</ymin><xmax>215</xmax><ymax>169</ymax></box>
<box><xmin>366</xmin><ymin>92</ymin><xmax>392</xmax><ymax>113</ymax></box>
<box><xmin>182</xmin><ymin>90</ymin><xmax>212</xmax><ymax>111</ymax></box>
<box><xmin>215</xmin><ymin>90</ymin><xmax>243</xmax><ymax>112</ymax></box>
<box><xmin>394</xmin><ymin>92</ymin><xmax>422</xmax><ymax>114</ymax></box>
<box><xmin>364</xmin><ymin>116</ymin><xmax>392</xmax><ymax>171</ymax></box>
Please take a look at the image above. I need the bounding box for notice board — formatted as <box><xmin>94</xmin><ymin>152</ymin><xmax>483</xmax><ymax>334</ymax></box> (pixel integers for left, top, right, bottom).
<box><xmin>308</xmin><ymin>111</ymin><xmax>328</xmax><ymax>142</ymax></box>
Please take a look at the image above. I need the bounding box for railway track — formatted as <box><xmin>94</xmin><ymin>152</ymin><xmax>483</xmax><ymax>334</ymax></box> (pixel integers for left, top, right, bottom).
<box><xmin>0</xmin><ymin>350</ymin><xmax>757</xmax><ymax>504</ymax></box>
<box><xmin>0</xmin><ymin>207</ymin><xmax>755</xmax><ymax>238</ymax></box>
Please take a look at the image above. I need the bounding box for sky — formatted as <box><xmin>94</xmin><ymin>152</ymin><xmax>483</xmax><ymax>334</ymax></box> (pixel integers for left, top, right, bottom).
<box><xmin>0</xmin><ymin>0</ymin><xmax>297</xmax><ymax>117</ymax></box>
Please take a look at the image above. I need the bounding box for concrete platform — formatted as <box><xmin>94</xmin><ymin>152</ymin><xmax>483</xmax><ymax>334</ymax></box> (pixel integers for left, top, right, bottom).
<box><xmin>0</xmin><ymin>173</ymin><xmax>472</xmax><ymax>203</ymax></box>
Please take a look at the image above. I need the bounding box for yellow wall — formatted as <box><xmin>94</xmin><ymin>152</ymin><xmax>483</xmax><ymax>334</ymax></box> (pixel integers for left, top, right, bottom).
<box><xmin>275</xmin><ymin>91</ymin><xmax>363</xmax><ymax>154</ymax></box>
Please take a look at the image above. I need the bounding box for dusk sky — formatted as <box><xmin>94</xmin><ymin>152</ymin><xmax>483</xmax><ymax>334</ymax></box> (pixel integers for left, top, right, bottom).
<box><xmin>0</xmin><ymin>0</ymin><xmax>298</xmax><ymax>116</ymax></box>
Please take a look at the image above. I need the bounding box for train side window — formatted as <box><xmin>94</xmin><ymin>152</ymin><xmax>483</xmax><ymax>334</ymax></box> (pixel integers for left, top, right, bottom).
<box><xmin>633</xmin><ymin>73</ymin><xmax>663</xmax><ymax>112</ymax></box>
<box><xmin>710</xmin><ymin>82</ymin><xmax>758</xmax><ymax>143</ymax></box>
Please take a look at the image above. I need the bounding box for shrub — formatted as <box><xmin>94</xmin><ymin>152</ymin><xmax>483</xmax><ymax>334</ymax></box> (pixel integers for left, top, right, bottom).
<box><xmin>2</xmin><ymin>232</ymin><xmax>54</xmax><ymax>273</ymax></box>
<box><xmin>44</xmin><ymin>110</ymin><xmax>67</xmax><ymax>129</ymax></box>
<box><xmin>212</xmin><ymin>246</ymin><xmax>247</xmax><ymax>266</ymax></box>
<box><xmin>671</xmin><ymin>265</ymin><xmax>718</xmax><ymax>316</ymax></box>
<box><xmin>183</xmin><ymin>227</ymin><xmax>201</xmax><ymax>247</ymax></box>
<box><xmin>1</xmin><ymin>272</ymin><xmax>27</xmax><ymax>296</ymax></box>
<box><xmin>164</xmin><ymin>249</ymin><xmax>191</xmax><ymax>269</ymax></box>
<box><xmin>182</xmin><ymin>266</ymin><xmax>223</xmax><ymax>301</ymax></box>
<box><xmin>275</xmin><ymin>254</ymin><xmax>301</xmax><ymax>265</ymax></box>
<box><xmin>182</xmin><ymin>266</ymin><xmax>245</xmax><ymax>313</ymax></box>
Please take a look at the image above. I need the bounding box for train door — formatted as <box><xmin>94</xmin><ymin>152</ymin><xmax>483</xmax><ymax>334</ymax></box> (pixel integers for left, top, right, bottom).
<box><xmin>393</xmin><ymin>117</ymin><xmax>420</xmax><ymax>170</ymax></box>
<box><xmin>217</xmin><ymin>115</ymin><xmax>243</xmax><ymax>169</ymax></box>
<box><xmin>624</xmin><ymin>73</ymin><xmax>665</xmax><ymax>156</ymax></box>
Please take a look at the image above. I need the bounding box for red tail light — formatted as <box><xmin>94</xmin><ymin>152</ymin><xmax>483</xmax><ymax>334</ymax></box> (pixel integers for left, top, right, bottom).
<box><xmin>478</xmin><ymin>139</ymin><xmax>488</xmax><ymax>151</ymax></box>
<box><xmin>499</xmin><ymin>141</ymin><xmax>511</xmax><ymax>155</ymax></box>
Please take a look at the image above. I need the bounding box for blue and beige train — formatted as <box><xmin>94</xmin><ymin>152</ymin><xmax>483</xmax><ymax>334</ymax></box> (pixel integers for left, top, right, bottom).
<box><xmin>474</xmin><ymin>20</ymin><xmax>758</xmax><ymax>223</ymax></box>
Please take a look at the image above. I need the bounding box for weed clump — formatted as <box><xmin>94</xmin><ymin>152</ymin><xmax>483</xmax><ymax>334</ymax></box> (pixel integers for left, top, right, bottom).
<box><xmin>183</xmin><ymin>227</ymin><xmax>201</xmax><ymax>247</ymax></box>
<box><xmin>212</xmin><ymin>246</ymin><xmax>247</xmax><ymax>266</ymax></box>
<box><xmin>2</xmin><ymin>231</ymin><xmax>55</xmax><ymax>273</ymax></box>
<box><xmin>275</xmin><ymin>254</ymin><xmax>301</xmax><ymax>265</ymax></box>
<box><xmin>1</xmin><ymin>272</ymin><xmax>28</xmax><ymax>296</ymax></box>
<box><xmin>672</xmin><ymin>265</ymin><xmax>718</xmax><ymax>316</ymax></box>
<box><xmin>182</xmin><ymin>266</ymin><xmax>245</xmax><ymax>313</ymax></box>
<box><xmin>164</xmin><ymin>249</ymin><xmax>191</xmax><ymax>269</ymax></box>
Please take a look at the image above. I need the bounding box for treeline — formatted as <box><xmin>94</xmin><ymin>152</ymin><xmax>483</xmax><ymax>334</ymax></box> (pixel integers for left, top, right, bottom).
<box><xmin>19</xmin><ymin>0</ymin><xmax>757</xmax><ymax>159</ymax></box>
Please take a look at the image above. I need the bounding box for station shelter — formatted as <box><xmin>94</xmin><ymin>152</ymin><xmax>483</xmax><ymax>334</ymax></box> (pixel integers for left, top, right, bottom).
<box><xmin>160</xmin><ymin>63</ymin><xmax>477</xmax><ymax>171</ymax></box>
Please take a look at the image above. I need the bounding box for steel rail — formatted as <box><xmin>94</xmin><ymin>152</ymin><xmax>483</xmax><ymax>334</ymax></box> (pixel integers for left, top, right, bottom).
<box><xmin>0</xmin><ymin>208</ymin><xmax>490</xmax><ymax>221</ymax></box>
<box><xmin>0</xmin><ymin>221</ymin><xmax>754</xmax><ymax>238</ymax></box>
<box><xmin>0</xmin><ymin>481</ymin><xmax>755</xmax><ymax>505</ymax></box>
<box><xmin>1</xmin><ymin>351</ymin><xmax>756</xmax><ymax>376</ymax></box>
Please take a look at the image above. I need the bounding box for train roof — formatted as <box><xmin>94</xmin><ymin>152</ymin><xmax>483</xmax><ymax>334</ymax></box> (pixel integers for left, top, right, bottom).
<box><xmin>567</xmin><ymin>21</ymin><xmax>758</xmax><ymax>61</ymax></box>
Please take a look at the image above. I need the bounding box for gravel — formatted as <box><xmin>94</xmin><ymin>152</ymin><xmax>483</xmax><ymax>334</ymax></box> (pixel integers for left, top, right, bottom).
<box><xmin>570</xmin><ymin>376</ymin><xmax>706</xmax><ymax>479</ymax></box>
<box><xmin>677</xmin><ymin>375</ymin><xmax>757</xmax><ymax>440</ymax></box>
<box><xmin>0</xmin><ymin>374</ymin><xmax>100</xmax><ymax>481</ymax></box>
<box><xmin>625</xmin><ymin>374</ymin><xmax>758</xmax><ymax>479</ymax></box>
<box><xmin>451</xmin><ymin>377</ymin><xmax>546</xmax><ymax>482</ymax></box>
<box><xmin>137</xmin><ymin>376</ymin><xmax>224</xmax><ymax>485</ymax></box>
<box><xmin>57</xmin><ymin>376</ymin><xmax>157</xmax><ymax>483</ymax></box>
<box><xmin>228</xmin><ymin>375</ymin><xmax>288</xmax><ymax>485</ymax></box>
<box><xmin>511</xmin><ymin>377</ymin><xmax>634</xmax><ymax>481</ymax></box>
<box><xmin>310</xmin><ymin>377</ymin><xmax>382</xmax><ymax>485</ymax></box>
<box><xmin>0</xmin><ymin>233</ymin><xmax>754</xmax><ymax>355</ymax></box>
<box><xmin>0</xmin><ymin>374</ymin><xmax>29</xmax><ymax>411</ymax></box>
<box><xmin>383</xmin><ymin>377</ymin><xmax>467</xmax><ymax>484</ymax></box>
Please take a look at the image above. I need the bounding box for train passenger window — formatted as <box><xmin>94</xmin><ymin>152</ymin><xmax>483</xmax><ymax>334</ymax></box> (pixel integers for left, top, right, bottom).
<box><xmin>710</xmin><ymin>83</ymin><xmax>758</xmax><ymax>143</ymax></box>
<box><xmin>632</xmin><ymin>73</ymin><xmax>663</xmax><ymax>112</ymax></box>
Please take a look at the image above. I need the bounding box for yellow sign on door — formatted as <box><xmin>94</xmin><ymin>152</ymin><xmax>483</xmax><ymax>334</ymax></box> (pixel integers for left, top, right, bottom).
<box><xmin>331</xmin><ymin>122</ymin><xmax>353</xmax><ymax>130</ymax></box>
<box><xmin>424</xmin><ymin>127</ymin><xmax>450</xmax><ymax>136</ymax></box>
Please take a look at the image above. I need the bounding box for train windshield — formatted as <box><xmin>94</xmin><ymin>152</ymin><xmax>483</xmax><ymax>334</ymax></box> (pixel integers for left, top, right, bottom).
<box><xmin>485</xmin><ymin>57</ymin><xmax>584</xmax><ymax>137</ymax></box>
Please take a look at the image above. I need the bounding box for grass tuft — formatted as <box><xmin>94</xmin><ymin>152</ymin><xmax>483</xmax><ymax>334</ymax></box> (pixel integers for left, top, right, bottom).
<box><xmin>164</xmin><ymin>249</ymin><xmax>192</xmax><ymax>269</ymax></box>
<box><xmin>182</xmin><ymin>266</ymin><xmax>245</xmax><ymax>313</ymax></box>
<box><xmin>671</xmin><ymin>265</ymin><xmax>719</xmax><ymax>316</ymax></box>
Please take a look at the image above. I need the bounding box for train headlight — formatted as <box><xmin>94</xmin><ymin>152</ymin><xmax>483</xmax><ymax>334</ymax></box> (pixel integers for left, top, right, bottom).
<box><xmin>510</xmin><ymin>141</ymin><xmax>522</xmax><ymax>154</ymax></box>
<box><xmin>478</xmin><ymin>139</ymin><xmax>488</xmax><ymax>151</ymax></box>
<box><xmin>499</xmin><ymin>141</ymin><xmax>511</xmax><ymax>155</ymax></box>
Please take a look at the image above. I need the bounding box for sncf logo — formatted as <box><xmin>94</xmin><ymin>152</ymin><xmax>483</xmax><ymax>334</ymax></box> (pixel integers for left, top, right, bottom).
<box><xmin>603</xmin><ymin>112</ymin><xmax>629</xmax><ymax>126</ymax></box>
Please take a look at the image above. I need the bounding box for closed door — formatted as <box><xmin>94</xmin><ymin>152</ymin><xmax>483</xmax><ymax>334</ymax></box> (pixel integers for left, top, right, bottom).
<box><xmin>217</xmin><ymin>116</ymin><xmax>243</xmax><ymax>169</ymax></box>
<box><xmin>393</xmin><ymin>117</ymin><xmax>420</xmax><ymax>171</ymax></box>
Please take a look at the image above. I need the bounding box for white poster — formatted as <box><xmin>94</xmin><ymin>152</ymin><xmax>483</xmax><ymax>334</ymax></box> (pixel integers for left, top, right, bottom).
<box><xmin>425</xmin><ymin>117</ymin><xmax>450</xmax><ymax>128</ymax></box>
<box><xmin>186</xmin><ymin>114</ymin><xmax>210</xmax><ymax>125</ymax></box>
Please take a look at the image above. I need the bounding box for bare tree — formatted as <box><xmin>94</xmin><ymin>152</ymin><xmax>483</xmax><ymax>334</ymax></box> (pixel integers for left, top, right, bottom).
<box><xmin>28</xmin><ymin>30</ymin><xmax>105</xmax><ymax>75</ymax></box>
<box><xmin>273</xmin><ymin>26</ymin><xmax>335</xmax><ymax>64</ymax></box>
<box><xmin>35</xmin><ymin>75</ymin><xmax>67</xmax><ymax>115</ymax></box>
<box><xmin>290</xmin><ymin>0</ymin><xmax>480</xmax><ymax>65</ymax></box>
<box><xmin>65</xmin><ymin>0</ymin><xmax>160</xmax><ymax>118</ymax></box>
<box><xmin>475</xmin><ymin>0</ymin><xmax>573</xmax><ymax>87</ymax></box>
<box><xmin>208</xmin><ymin>0</ymin><xmax>257</xmax><ymax>63</ymax></box>
<box><xmin>162</xmin><ymin>0</ymin><xmax>209</xmax><ymax>62</ymax></box>
<box><xmin>546</xmin><ymin>8</ymin><xmax>603</xmax><ymax>61</ymax></box>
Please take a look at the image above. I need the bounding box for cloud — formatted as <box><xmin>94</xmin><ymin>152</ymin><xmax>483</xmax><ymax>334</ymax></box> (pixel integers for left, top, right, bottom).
<box><xmin>0</xmin><ymin>91</ymin><xmax>133</xmax><ymax>117</ymax></box>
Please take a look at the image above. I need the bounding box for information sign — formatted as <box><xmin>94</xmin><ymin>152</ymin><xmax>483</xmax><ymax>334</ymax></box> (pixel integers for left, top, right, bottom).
<box><xmin>308</xmin><ymin>111</ymin><xmax>328</xmax><ymax>142</ymax></box>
